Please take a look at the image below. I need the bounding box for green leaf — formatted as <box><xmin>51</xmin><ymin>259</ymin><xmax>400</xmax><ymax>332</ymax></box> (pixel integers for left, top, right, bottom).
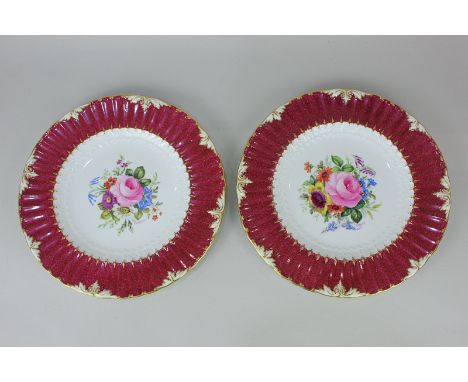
<box><xmin>110</xmin><ymin>212</ymin><xmax>120</xmax><ymax>223</ymax></box>
<box><xmin>356</xmin><ymin>200</ymin><xmax>365</xmax><ymax>209</ymax></box>
<box><xmin>332</xmin><ymin>166</ymin><xmax>341</xmax><ymax>173</ymax></box>
<box><xmin>341</xmin><ymin>208</ymin><xmax>352</xmax><ymax>217</ymax></box>
<box><xmin>331</xmin><ymin>155</ymin><xmax>344</xmax><ymax>167</ymax></box>
<box><xmin>309</xmin><ymin>176</ymin><xmax>316</xmax><ymax>185</ymax></box>
<box><xmin>140</xmin><ymin>178</ymin><xmax>151</xmax><ymax>187</ymax></box>
<box><xmin>133</xmin><ymin>166</ymin><xmax>145</xmax><ymax>179</ymax></box>
<box><xmin>342</xmin><ymin>164</ymin><xmax>354</xmax><ymax>172</ymax></box>
<box><xmin>101</xmin><ymin>210</ymin><xmax>111</xmax><ymax>220</ymax></box>
<box><xmin>125</xmin><ymin>168</ymin><xmax>133</xmax><ymax>176</ymax></box>
<box><xmin>134</xmin><ymin>209</ymin><xmax>143</xmax><ymax>220</ymax></box>
<box><xmin>97</xmin><ymin>203</ymin><xmax>105</xmax><ymax>210</ymax></box>
<box><xmin>351</xmin><ymin>209</ymin><xmax>362</xmax><ymax>223</ymax></box>
<box><xmin>366</xmin><ymin>210</ymin><xmax>374</xmax><ymax>219</ymax></box>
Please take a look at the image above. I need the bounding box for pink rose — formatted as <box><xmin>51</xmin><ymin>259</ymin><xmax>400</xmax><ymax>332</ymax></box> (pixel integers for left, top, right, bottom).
<box><xmin>325</xmin><ymin>172</ymin><xmax>362</xmax><ymax>208</ymax></box>
<box><xmin>110</xmin><ymin>175</ymin><xmax>144</xmax><ymax>207</ymax></box>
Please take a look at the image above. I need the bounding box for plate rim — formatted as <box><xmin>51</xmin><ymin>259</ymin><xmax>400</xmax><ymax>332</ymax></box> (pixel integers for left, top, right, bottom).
<box><xmin>18</xmin><ymin>94</ymin><xmax>226</xmax><ymax>299</ymax></box>
<box><xmin>237</xmin><ymin>88</ymin><xmax>451</xmax><ymax>298</ymax></box>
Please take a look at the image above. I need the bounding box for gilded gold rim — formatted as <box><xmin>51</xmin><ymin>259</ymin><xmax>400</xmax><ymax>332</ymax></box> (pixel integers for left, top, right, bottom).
<box><xmin>18</xmin><ymin>94</ymin><xmax>226</xmax><ymax>299</ymax></box>
<box><xmin>236</xmin><ymin>89</ymin><xmax>451</xmax><ymax>298</ymax></box>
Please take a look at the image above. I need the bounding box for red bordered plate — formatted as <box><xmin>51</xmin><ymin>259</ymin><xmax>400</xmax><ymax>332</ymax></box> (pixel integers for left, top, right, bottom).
<box><xmin>19</xmin><ymin>95</ymin><xmax>225</xmax><ymax>298</ymax></box>
<box><xmin>237</xmin><ymin>89</ymin><xmax>450</xmax><ymax>297</ymax></box>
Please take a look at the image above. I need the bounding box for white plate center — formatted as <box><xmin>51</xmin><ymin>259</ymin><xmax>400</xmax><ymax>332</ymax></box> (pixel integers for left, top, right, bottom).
<box><xmin>54</xmin><ymin>128</ymin><xmax>190</xmax><ymax>262</ymax></box>
<box><xmin>272</xmin><ymin>122</ymin><xmax>414</xmax><ymax>259</ymax></box>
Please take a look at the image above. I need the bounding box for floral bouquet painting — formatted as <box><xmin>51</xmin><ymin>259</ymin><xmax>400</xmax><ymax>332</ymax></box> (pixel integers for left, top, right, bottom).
<box><xmin>300</xmin><ymin>154</ymin><xmax>381</xmax><ymax>233</ymax></box>
<box><xmin>88</xmin><ymin>155</ymin><xmax>162</xmax><ymax>234</ymax></box>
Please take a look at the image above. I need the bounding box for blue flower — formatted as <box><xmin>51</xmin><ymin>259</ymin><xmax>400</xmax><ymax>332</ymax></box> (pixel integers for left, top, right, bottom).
<box><xmin>322</xmin><ymin>221</ymin><xmax>338</xmax><ymax>233</ymax></box>
<box><xmin>137</xmin><ymin>187</ymin><xmax>153</xmax><ymax>210</ymax></box>
<box><xmin>88</xmin><ymin>192</ymin><xmax>97</xmax><ymax>205</ymax></box>
<box><xmin>367</xmin><ymin>178</ymin><xmax>377</xmax><ymax>187</ymax></box>
<box><xmin>342</xmin><ymin>221</ymin><xmax>361</xmax><ymax>231</ymax></box>
<box><xmin>358</xmin><ymin>178</ymin><xmax>369</xmax><ymax>200</ymax></box>
<box><xmin>89</xmin><ymin>176</ymin><xmax>100</xmax><ymax>186</ymax></box>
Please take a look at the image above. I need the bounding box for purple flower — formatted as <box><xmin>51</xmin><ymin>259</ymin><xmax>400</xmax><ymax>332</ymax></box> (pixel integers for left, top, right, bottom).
<box><xmin>353</xmin><ymin>155</ymin><xmax>376</xmax><ymax>176</ymax></box>
<box><xmin>311</xmin><ymin>191</ymin><xmax>327</xmax><ymax>209</ymax></box>
<box><xmin>353</xmin><ymin>155</ymin><xmax>365</xmax><ymax>167</ymax></box>
<box><xmin>102</xmin><ymin>190</ymin><xmax>116</xmax><ymax>210</ymax></box>
<box><xmin>361</xmin><ymin>167</ymin><xmax>376</xmax><ymax>176</ymax></box>
<box><xmin>117</xmin><ymin>159</ymin><xmax>128</xmax><ymax>168</ymax></box>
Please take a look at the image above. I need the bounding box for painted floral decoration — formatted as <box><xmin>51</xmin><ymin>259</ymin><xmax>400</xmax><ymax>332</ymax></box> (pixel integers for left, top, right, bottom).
<box><xmin>300</xmin><ymin>155</ymin><xmax>381</xmax><ymax>232</ymax></box>
<box><xmin>88</xmin><ymin>155</ymin><xmax>162</xmax><ymax>234</ymax></box>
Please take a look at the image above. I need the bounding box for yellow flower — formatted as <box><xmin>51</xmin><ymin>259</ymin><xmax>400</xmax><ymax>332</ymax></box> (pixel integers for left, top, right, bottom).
<box><xmin>308</xmin><ymin>181</ymin><xmax>332</xmax><ymax>215</ymax></box>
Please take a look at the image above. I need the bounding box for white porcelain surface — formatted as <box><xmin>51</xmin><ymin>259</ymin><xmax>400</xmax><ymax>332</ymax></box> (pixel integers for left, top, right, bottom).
<box><xmin>273</xmin><ymin>122</ymin><xmax>414</xmax><ymax>259</ymax></box>
<box><xmin>54</xmin><ymin>128</ymin><xmax>190</xmax><ymax>262</ymax></box>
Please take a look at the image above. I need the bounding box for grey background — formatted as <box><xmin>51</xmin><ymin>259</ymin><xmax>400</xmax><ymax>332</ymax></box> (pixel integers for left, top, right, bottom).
<box><xmin>0</xmin><ymin>36</ymin><xmax>466</xmax><ymax>346</ymax></box>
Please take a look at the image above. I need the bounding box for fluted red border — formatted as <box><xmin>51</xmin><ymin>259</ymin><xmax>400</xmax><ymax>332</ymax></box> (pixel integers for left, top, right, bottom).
<box><xmin>239</xmin><ymin>90</ymin><xmax>449</xmax><ymax>296</ymax></box>
<box><xmin>19</xmin><ymin>96</ymin><xmax>225</xmax><ymax>298</ymax></box>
